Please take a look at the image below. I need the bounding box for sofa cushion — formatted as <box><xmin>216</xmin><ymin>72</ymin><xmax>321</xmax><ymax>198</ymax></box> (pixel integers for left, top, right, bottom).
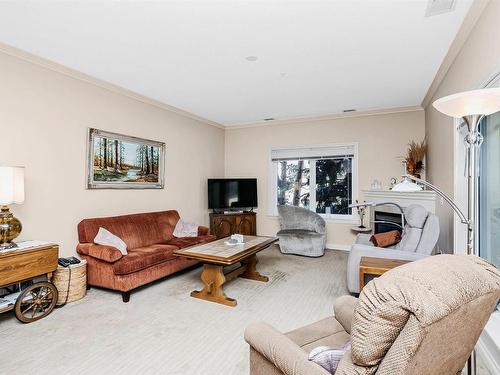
<box><xmin>165</xmin><ymin>235</ymin><xmax>216</xmax><ymax>249</ymax></box>
<box><xmin>113</xmin><ymin>244</ymin><xmax>179</xmax><ymax>275</ymax></box>
<box><xmin>78</xmin><ymin>210</ymin><xmax>181</xmax><ymax>250</ymax></box>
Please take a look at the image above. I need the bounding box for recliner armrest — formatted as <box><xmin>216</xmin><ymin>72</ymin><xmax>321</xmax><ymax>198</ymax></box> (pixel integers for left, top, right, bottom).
<box><xmin>244</xmin><ymin>322</ymin><xmax>330</xmax><ymax>375</ymax></box>
<box><xmin>77</xmin><ymin>243</ymin><xmax>123</xmax><ymax>263</ymax></box>
<box><xmin>334</xmin><ymin>295</ymin><xmax>358</xmax><ymax>334</ymax></box>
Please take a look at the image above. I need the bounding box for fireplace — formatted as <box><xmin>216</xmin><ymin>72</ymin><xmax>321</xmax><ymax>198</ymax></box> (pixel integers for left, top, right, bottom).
<box><xmin>362</xmin><ymin>189</ymin><xmax>437</xmax><ymax>236</ymax></box>
<box><xmin>374</xmin><ymin>210</ymin><xmax>403</xmax><ymax>234</ymax></box>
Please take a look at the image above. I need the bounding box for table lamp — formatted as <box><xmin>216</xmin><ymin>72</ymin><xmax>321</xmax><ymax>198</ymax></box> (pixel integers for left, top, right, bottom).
<box><xmin>0</xmin><ymin>166</ymin><xmax>25</xmax><ymax>250</ymax></box>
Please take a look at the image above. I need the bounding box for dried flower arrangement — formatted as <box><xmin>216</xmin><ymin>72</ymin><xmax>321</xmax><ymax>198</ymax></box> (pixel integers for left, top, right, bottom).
<box><xmin>405</xmin><ymin>139</ymin><xmax>427</xmax><ymax>177</ymax></box>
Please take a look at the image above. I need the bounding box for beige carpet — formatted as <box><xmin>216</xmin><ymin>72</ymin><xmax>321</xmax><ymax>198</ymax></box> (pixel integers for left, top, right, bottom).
<box><xmin>0</xmin><ymin>245</ymin><xmax>348</xmax><ymax>375</ymax></box>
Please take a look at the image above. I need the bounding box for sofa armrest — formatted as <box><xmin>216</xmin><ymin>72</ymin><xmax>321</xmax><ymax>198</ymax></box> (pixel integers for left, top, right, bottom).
<box><xmin>198</xmin><ymin>226</ymin><xmax>210</xmax><ymax>236</ymax></box>
<box><xmin>244</xmin><ymin>322</ymin><xmax>330</xmax><ymax>375</ymax></box>
<box><xmin>76</xmin><ymin>243</ymin><xmax>123</xmax><ymax>263</ymax></box>
<box><xmin>334</xmin><ymin>295</ymin><xmax>358</xmax><ymax>334</ymax></box>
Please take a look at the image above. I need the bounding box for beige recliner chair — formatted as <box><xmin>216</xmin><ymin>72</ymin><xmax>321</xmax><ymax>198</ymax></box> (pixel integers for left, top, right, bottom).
<box><xmin>245</xmin><ymin>255</ymin><xmax>500</xmax><ymax>375</ymax></box>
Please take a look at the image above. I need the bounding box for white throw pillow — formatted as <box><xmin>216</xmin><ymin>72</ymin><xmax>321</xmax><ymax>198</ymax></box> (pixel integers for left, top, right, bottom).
<box><xmin>309</xmin><ymin>341</ymin><xmax>351</xmax><ymax>374</ymax></box>
<box><xmin>173</xmin><ymin>219</ymin><xmax>198</xmax><ymax>238</ymax></box>
<box><xmin>94</xmin><ymin>227</ymin><xmax>128</xmax><ymax>255</ymax></box>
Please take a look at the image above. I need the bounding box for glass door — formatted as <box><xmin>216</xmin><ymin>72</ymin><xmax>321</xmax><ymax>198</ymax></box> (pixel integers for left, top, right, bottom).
<box><xmin>479</xmin><ymin>111</ymin><xmax>500</xmax><ymax>269</ymax></box>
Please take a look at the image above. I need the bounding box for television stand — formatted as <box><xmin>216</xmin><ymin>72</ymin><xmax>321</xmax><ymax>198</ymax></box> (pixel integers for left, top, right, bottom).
<box><xmin>209</xmin><ymin>211</ymin><xmax>256</xmax><ymax>239</ymax></box>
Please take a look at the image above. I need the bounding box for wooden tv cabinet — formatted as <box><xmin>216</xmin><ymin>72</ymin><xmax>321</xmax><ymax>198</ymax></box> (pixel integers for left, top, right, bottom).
<box><xmin>209</xmin><ymin>212</ymin><xmax>256</xmax><ymax>239</ymax></box>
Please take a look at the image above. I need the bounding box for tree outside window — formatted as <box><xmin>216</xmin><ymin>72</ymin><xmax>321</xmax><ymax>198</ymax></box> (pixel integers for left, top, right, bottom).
<box><xmin>276</xmin><ymin>157</ymin><xmax>352</xmax><ymax>216</ymax></box>
<box><xmin>277</xmin><ymin>160</ymin><xmax>310</xmax><ymax>208</ymax></box>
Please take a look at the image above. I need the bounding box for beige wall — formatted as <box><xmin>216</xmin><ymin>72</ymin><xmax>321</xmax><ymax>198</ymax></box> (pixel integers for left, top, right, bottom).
<box><xmin>425</xmin><ymin>0</ymin><xmax>500</xmax><ymax>252</ymax></box>
<box><xmin>225</xmin><ymin>110</ymin><xmax>425</xmax><ymax>248</ymax></box>
<box><xmin>0</xmin><ymin>50</ymin><xmax>225</xmax><ymax>256</ymax></box>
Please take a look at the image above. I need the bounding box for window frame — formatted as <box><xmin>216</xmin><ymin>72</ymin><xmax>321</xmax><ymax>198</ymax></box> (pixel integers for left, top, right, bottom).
<box><xmin>268</xmin><ymin>143</ymin><xmax>359</xmax><ymax>223</ymax></box>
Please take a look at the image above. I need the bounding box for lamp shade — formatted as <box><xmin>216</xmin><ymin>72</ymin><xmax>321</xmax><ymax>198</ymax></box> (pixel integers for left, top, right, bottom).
<box><xmin>392</xmin><ymin>179</ymin><xmax>422</xmax><ymax>192</ymax></box>
<box><xmin>433</xmin><ymin>87</ymin><xmax>500</xmax><ymax>117</ymax></box>
<box><xmin>0</xmin><ymin>166</ymin><xmax>25</xmax><ymax>205</ymax></box>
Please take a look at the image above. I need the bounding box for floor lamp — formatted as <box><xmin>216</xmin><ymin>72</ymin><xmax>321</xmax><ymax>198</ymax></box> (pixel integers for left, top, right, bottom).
<box><xmin>396</xmin><ymin>87</ymin><xmax>500</xmax><ymax>375</ymax></box>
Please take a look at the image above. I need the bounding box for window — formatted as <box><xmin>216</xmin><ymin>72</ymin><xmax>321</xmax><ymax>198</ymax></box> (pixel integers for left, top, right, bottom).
<box><xmin>269</xmin><ymin>144</ymin><xmax>357</xmax><ymax>220</ymax></box>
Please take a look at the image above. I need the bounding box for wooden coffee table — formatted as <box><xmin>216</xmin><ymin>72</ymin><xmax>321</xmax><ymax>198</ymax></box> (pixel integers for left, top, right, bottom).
<box><xmin>174</xmin><ymin>235</ymin><xmax>278</xmax><ymax>307</ymax></box>
<box><xmin>359</xmin><ymin>256</ymin><xmax>412</xmax><ymax>290</ymax></box>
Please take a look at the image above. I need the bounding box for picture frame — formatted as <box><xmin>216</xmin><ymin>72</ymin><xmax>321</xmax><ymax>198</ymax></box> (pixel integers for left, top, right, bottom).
<box><xmin>86</xmin><ymin>128</ymin><xmax>165</xmax><ymax>189</ymax></box>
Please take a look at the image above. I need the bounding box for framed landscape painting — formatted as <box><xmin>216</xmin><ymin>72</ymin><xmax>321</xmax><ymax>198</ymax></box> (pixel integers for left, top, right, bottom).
<box><xmin>87</xmin><ymin>128</ymin><xmax>165</xmax><ymax>189</ymax></box>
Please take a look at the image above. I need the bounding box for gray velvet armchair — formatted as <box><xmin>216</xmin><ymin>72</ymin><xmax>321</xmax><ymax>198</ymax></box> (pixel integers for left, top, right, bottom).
<box><xmin>347</xmin><ymin>204</ymin><xmax>440</xmax><ymax>293</ymax></box>
<box><xmin>277</xmin><ymin>205</ymin><xmax>326</xmax><ymax>257</ymax></box>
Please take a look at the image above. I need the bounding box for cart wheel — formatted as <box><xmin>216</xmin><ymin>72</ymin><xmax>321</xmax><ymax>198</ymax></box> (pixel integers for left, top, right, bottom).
<box><xmin>14</xmin><ymin>281</ymin><xmax>58</xmax><ymax>323</ymax></box>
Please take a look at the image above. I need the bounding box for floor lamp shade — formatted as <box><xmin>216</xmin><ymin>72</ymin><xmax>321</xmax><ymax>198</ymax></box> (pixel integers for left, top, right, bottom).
<box><xmin>0</xmin><ymin>166</ymin><xmax>25</xmax><ymax>206</ymax></box>
<box><xmin>433</xmin><ymin>87</ymin><xmax>500</xmax><ymax>117</ymax></box>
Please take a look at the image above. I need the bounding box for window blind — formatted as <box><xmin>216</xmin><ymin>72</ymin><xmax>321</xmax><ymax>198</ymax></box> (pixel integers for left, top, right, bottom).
<box><xmin>271</xmin><ymin>145</ymin><xmax>355</xmax><ymax>161</ymax></box>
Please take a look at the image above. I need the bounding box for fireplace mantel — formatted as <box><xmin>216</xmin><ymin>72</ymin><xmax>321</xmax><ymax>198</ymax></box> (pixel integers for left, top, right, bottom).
<box><xmin>362</xmin><ymin>189</ymin><xmax>437</xmax><ymax>214</ymax></box>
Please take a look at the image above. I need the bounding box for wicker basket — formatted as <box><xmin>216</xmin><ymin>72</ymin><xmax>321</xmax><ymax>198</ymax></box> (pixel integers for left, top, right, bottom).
<box><xmin>53</xmin><ymin>259</ymin><xmax>87</xmax><ymax>305</ymax></box>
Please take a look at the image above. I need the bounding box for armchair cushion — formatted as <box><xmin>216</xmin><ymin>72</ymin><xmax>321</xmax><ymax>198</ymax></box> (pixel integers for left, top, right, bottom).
<box><xmin>285</xmin><ymin>317</ymin><xmax>350</xmax><ymax>352</ymax></box>
<box><xmin>77</xmin><ymin>243</ymin><xmax>123</xmax><ymax>263</ymax></box>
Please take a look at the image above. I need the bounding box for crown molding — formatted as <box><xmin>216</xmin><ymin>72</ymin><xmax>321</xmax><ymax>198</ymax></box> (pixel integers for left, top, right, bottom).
<box><xmin>421</xmin><ymin>0</ymin><xmax>491</xmax><ymax>109</ymax></box>
<box><xmin>225</xmin><ymin>105</ymin><xmax>423</xmax><ymax>130</ymax></box>
<box><xmin>0</xmin><ymin>42</ymin><xmax>224</xmax><ymax>129</ymax></box>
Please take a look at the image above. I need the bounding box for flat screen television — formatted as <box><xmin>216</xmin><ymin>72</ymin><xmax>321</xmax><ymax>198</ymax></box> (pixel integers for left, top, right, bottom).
<box><xmin>208</xmin><ymin>178</ymin><xmax>257</xmax><ymax>210</ymax></box>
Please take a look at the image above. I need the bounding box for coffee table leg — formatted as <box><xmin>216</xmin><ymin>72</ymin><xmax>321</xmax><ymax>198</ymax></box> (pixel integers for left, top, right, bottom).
<box><xmin>191</xmin><ymin>264</ymin><xmax>237</xmax><ymax>307</ymax></box>
<box><xmin>239</xmin><ymin>254</ymin><xmax>269</xmax><ymax>282</ymax></box>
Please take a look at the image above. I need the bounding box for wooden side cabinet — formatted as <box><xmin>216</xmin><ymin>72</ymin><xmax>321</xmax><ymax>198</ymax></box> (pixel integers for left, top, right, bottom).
<box><xmin>209</xmin><ymin>212</ymin><xmax>257</xmax><ymax>239</ymax></box>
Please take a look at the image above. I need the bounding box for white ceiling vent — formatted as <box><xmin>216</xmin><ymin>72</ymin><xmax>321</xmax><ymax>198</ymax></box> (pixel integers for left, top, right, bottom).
<box><xmin>425</xmin><ymin>0</ymin><xmax>457</xmax><ymax>17</ymax></box>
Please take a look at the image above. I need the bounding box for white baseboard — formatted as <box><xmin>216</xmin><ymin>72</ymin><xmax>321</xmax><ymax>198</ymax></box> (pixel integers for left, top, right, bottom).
<box><xmin>326</xmin><ymin>243</ymin><xmax>350</xmax><ymax>252</ymax></box>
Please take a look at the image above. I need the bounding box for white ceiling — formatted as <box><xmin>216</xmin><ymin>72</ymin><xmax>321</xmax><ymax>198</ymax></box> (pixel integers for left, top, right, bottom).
<box><xmin>0</xmin><ymin>0</ymin><xmax>472</xmax><ymax>126</ymax></box>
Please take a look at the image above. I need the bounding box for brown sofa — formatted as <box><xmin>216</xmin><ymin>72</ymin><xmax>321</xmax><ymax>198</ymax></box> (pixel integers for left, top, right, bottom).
<box><xmin>245</xmin><ymin>255</ymin><xmax>500</xmax><ymax>374</ymax></box>
<box><xmin>76</xmin><ymin>210</ymin><xmax>215</xmax><ymax>302</ymax></box>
